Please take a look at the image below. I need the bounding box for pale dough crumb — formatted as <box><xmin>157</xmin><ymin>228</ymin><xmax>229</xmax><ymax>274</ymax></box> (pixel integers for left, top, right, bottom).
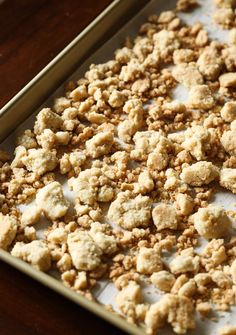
<box><xmin>196</xmin><ymin>302</ymin><xmax>212</xmax><ymax>319</ymax></box>
<box><xmin>47</xmin><ymin>227</ymin><xmax>67</xmax><ymax>244</ymax></box>
<box><xmin>169</xmin><ymin>248</ymin><xmax>200</xmax><ymax>274</ymax></box>
<box><xmin>11</xmin><ymin>240</ymin><xmax>51</xmax><ymax>272</ymax></box>
<box><xmin>145</xmin><ymin>293</ymin><xmax>195</xmax><ymax>334</ymax></box>
<box><xmin>0</xmin><ymin>214</ymin><xmax>18</xmax><ymax>250</ymax></box>
<box><xmin>187</xmin><ymin>85</ymin><xmax>214</xmax><ymax>110</ymax></box>
<box><xmin>36</xmin><ymin>181</ymin><xmax>69</xmax><ymax>221</ymax></box>
<box><xmin>213</xmin><ymin>8</ymin><xmax>235</xmax><ymax>28</ymax></box>
<box><xmin>69</xmin><ymin>167</ymin><xmax>114</xmax><ymax>205</ymax></box>
<box><xmin>214</xmin><ymin>0</ymin><xmax>236</xmax><ymax>8</ymax></box>
<box><xmin>136</xmin><ymin>247</ymin><xmax>163</xmax><ymax>275</ymax></box>
<box><xmin>182</xmin><ymin>125</ymin><xmax>212</xmax><ymax>161</ymax></box>
<box><xmin>152</xmin><ymin>203</ymin><xmax>178</xmax><ymax>231</ymax></box>
<box><xmin>22</xmin><ymin>148</ymin><xmax>58</xmax><ymax>176</ymax></box>
<box><xmin>74</xmin><ymin>272</ymin><xmax>88</xmax><ymax>290</ymax></box>
<box><xmin>67</xmin><ymin>230</ymin><xmax>102</xmax><ymax>271</ymax></box>
<box><xmin>221</xmin><ymin>130</ymin><xmax>236</xmax><ymax>155</ymax></box>
<box><xmin>220</xmin><ymin>168</ymin><xmax>236</xmax><ymax>193</ymax></box>
<box><xmin>230</xmin><ymin>259</ymin><xmax>236</xmax><ymax>284</ymax></box>
<box><xmin>131</xmin><ymin>131</ymin><xmax>169</xmax><ymax>160</ymax></box>
<box><xmin>107</xmin><ymin>191</ymin><xmax>152</xmax><ymax>230</ymax></box>
<box><xmin>172</xmin><ymin>62</ymin><xmax>203</xmax><ymax>88</ymax></box>
<box><xmin>178</xmin><ymin>279</ymin><xmax>196</xmax><ymax>297</ymax></box>
<box><xmin>193</xmin><ymin>204</ymin><xmax>231</xmax><ymax>239</ymax></box>
<box><xmin>180</xmin><ymin>161</ymin><xmax>219</xmax><ymax>186</ymax></box>
<box><xmin>86</xmin><ymin>131</ymin><xmax>114</xmax><ymax>158</ymax></box>
<box><xmin>89</xmin><ymin>222</ymin><xmax>117</xmax><ymax>255</ymax></box>
<box><xmin>134</xmin><ymin>170</ymin><xmax>154</xmax><ymax>194</ymax></box>
<box><xmin>21</xmin><ymin>205</ymin><xmax>41</xmax><ymax>227</ymax></box>
<box><xmin>116</xmin><ymin>281</ymin><xmax>142</xmax><ymax>316</ymax></box>
<box><xmin>220</xmin><ymin>102</ymin><xmax>236</xmax><ymax>122</ymax></box>
<box><xmin>151</xmin><ymin>271</ymin><xmax>175</xmax><ymax>292</ymax></box>
<box><xmin>219</xmin><ymin>73</ymin><xmax>236</xmax><ymax>88</ymax></box>
<box><xmin>175</xmin><ymin>193</ymin><xmax>194</xmax><ymax>215</ymax></box>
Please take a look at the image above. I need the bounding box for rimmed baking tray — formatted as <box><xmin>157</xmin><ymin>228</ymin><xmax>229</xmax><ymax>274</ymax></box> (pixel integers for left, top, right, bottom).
<box><xmin>2</xmin><ymin>0</ymin><xmax>235</xmax><ymax>334</ymax></box>
<box><xmin>0</xmin><ymin>1</ymin><xmax>150</xmax><ymax>334</ymax></box>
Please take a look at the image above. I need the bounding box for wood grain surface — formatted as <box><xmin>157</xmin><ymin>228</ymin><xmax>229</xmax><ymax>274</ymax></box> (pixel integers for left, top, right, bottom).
<box><xmin>0</xmin><ymin>1</ymin><xmax>125</xmax><ymax>334</ymax></box>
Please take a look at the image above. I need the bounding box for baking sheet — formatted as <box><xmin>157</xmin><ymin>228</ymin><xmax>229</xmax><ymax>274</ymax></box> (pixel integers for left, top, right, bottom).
<box><xmin>1</xmin><ymin>0</ymin><xmax>236</xmax><ymax>334</ymax></box>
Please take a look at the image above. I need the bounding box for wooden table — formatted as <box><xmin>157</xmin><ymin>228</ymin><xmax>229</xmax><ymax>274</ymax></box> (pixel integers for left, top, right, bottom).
<box><xmin>0</xmin><ymin>1</ymin><xmax>125</xmax><ymax>334</ymax></box>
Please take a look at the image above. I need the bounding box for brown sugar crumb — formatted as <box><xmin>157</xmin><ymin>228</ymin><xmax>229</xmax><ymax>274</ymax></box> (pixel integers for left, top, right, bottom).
<box><xmin>176</xmin><ymin>0</ymin><xmax>199</xmax><ymax>12</ymax></box>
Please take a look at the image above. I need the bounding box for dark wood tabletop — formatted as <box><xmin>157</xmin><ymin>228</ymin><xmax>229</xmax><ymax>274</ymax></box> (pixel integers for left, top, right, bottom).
<box><xmin>0</xmin><ymin>1</ymin><xmax>125</xmax><ymax>334</ymax></box>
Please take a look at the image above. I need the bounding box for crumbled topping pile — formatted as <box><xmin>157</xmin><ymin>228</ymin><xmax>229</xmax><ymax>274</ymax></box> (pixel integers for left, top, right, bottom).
<box><xmin>1</xmin><ymin>0</ymin><xmax>236</xmax><ymax>334</ymax></box>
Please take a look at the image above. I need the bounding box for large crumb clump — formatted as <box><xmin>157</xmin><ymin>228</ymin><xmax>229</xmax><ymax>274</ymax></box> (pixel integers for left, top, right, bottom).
<box><xmin>193</xmin><ymin>204</ymin><xmax>232</xmax><ymax>239</ymax></box>
<box><xmin>107</xmin><ymin>191</ymin><xmax>152</xmax><ymax>230</ymax></box>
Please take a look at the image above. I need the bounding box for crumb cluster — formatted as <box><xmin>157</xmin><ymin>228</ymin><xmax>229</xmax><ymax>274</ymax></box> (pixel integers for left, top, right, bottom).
<box><xmin>1</xmin><ymin>0</ymin><xmax>236</xmax><ymax>334</ymax></box>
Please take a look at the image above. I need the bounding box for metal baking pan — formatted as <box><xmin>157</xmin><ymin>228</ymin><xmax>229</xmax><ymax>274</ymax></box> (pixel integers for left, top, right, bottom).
<box><xmin>0</xmin><ymin>1</ymin><xmax>150</xmax><ymax>334</ymax></box>
<box><xmin>1</xmin><ymin>0</ymin><xmax>235</xmax><ymax>334</ymax></box>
